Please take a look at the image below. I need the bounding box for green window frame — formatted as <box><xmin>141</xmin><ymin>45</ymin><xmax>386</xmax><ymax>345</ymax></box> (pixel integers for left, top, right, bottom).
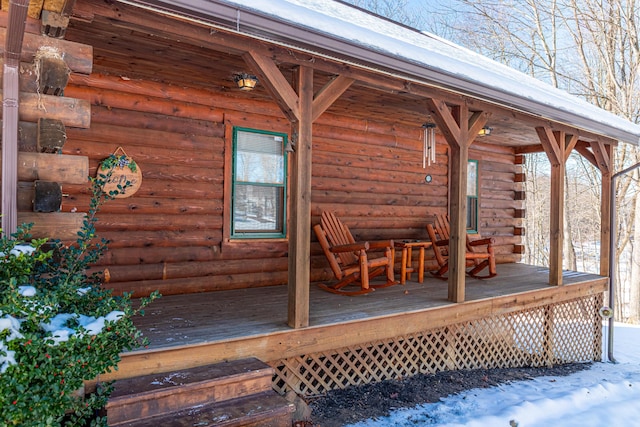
<box><xmin>467</xmin><ymin>159</ymin><xmax>479</xmax><ymax>233</ymax></box>
<box><xmin>231</xmin><ymin>127</ymin><xmax>287</xmax><ymax>238</ymax></box>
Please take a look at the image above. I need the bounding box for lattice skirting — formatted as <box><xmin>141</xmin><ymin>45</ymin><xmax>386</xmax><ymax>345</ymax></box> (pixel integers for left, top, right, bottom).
<box><xmin>270</xmin><ymin>294</ymin><xmax>603</xmax><ymax>396</ymax></box>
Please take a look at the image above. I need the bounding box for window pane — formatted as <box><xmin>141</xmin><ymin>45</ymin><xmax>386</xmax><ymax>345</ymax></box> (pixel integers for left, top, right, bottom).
<box><xmin>235</xmin><ymin>132</ymin><xmax>284</xmax><ymax>184</ymax></box>
<box><xmin>467</xmin><ymin>196</ymin><xmax>478</xmax><ymax>231</ymax></box>
<box><xmin>467</xmin><ymin>160</ymin><xmax>478</xmax><ymax>197</ymax></box>
<box><xmin>466</xmin><ymin>159</ymin><xmax>479</xmax><ymax>232</ymax></box>
<box><xmin>232</xmin><ymin>128</ymin><xmax>287</xmax><ymax>238</ymax></box>
<box><xmin>233</xmin><ymin>184</ymin><xmax>284</xmax><ymax>233</ymax></box>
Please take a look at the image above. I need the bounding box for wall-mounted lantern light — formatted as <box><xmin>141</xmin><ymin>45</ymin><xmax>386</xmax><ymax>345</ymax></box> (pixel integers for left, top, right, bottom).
<box><xmin>478</xmin><ymin>126</ymin><xmax>492</xmax><ymax>136</ymax></box>
<box><xmin>234</xmin><ymin>73</ymin><xmax>258</xmax><ymax>91</ymax></box>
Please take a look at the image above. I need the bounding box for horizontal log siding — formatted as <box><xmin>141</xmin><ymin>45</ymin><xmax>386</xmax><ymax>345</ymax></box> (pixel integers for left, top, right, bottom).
<box><xmin>311</xmin><ymin>124</ymin><xmax>440</xmax><ymax>281</ymax></box>
<box><xmin>64</xmin><ymin>75</ymin><xmax>291</xmax><ymax>297</ymax></box>
<box><xmin>471</xmin><ymin>141</ymin><xmax>524</xmax><ymax>263</ymax></box>
<box><xmin>64</xmin><ymin>74</ymin><xmax>520</xmax><ymax>297</ymax></box>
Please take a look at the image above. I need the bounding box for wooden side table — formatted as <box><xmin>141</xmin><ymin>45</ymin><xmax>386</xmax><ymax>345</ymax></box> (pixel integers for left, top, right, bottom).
<box><xmin>394</xmin><ymin>240</ymin><xmax>432</xmax><ymax>284</ymax></box>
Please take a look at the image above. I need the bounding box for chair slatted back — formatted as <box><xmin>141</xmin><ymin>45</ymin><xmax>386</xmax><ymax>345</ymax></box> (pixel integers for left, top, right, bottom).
<box><xmin>434</xmin><ymin>213</ymin><xmax>479</xmax><ymax>252</ymax></box>
<box><xmin>320</xmin><ymin>211</ymin><xmax>359</xmax><ymax>267</ymax></box>
<box><xmin>427</xmin><ymin>212</ymin><xmax>497</xmax><ymax>279</ymax></box>
<box><xmin>433</xmin><ymin>214</ymin><xmax>451</xmax><ymax>241</ymax></box>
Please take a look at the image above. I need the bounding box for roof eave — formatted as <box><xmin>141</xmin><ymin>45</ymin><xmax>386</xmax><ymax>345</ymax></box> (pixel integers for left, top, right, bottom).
<box><xmin>118</xmin><ymin>0</ymin><xmax>640</xmax><ymax>145</ymax></box>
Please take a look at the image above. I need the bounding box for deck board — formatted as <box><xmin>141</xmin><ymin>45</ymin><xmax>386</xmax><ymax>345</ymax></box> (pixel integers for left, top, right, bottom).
<box><xmin>134</xmin><ymin>264</ymin><xmax>603</xmax><ymax>351</ymax></box>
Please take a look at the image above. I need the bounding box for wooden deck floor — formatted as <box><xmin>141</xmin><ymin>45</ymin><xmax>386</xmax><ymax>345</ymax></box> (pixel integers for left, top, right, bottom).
<box><xmin>99</xmin><ymin>263</ymin><xmax>607</xmax><ymax>382</ymax></box>
<box><xmin>134</xmin><ymin>263</ymin><xmax>604</xmax><ymax>352</ymax></box>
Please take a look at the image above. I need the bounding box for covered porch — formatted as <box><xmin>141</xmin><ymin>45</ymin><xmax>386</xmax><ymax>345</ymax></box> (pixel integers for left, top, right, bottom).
<box><xmin>105</xmin><ymin>263</ymin><xmax>606</xmax><ymax>395</ymax></box>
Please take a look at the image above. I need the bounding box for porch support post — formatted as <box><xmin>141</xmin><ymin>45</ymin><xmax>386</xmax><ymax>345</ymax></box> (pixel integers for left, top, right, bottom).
<box><xmin>574</xmin><ymin>139</ymin><xmax>614</xmax><ymax>276</ymax></box>
<box><xmin>427</xmin><ymin>98</ymin><xmax>489</xmax><ymax>302</ymax></box>
<box><xmin>592</xmin><ymin>141</ymin><xmax>613</xmax><ymax>277</ymax></box>
<box><xmin>448</xmin><ymin>136</ymin><xmax>469</xmax><ymax>302</ymax></box>
<box><xmin>243</xmin><ymin>51</ymin><xmax>310</xmax><ymax>327</ymax></box>
<box><xmin>536</xmin><ymin>127</ymin><xmax>577</xmax><ymax>286</ymax></box>
<box><xmin>244</xmin><ymin>51</ymin><xmax>354</xmax><ymax>328</ymax></box>
<box><xmin>287</xmin><ymin>66</ymin><xmax>314</xmax><ymax>328</ymax></box>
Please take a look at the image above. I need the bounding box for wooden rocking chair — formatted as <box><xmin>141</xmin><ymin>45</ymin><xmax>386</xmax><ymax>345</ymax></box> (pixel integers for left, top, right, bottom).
<box><xmin>313</xmin><ymin>211</ymin><xmax>397</xmax><ymax>296</ymax></box>
<box><xmin>426</xmin><ymin>214</ymin><xmax>497</xmax><ymax>280</ymax></box>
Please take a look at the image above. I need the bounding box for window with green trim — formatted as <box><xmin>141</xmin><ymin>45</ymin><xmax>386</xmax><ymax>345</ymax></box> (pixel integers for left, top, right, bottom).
<box><xmin>467</xmin><ymin>159</ymin><xmax>479</xmax><ymax>233</ymax></box>
<box><xmin>232</xmin><ymin>128</ymin><xmax>287</xmax><ymax>238</ymax></box>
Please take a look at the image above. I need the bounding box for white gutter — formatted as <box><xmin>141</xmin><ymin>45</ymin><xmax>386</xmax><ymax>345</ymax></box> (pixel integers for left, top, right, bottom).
<box><xmin>1</xmin><ymin>0</ymin><xmax>30</xmax><ymax>237</ymax></box>
<box><xmin>117</xmin><ymin>0</ymin><xmax>640</xmax><ymax>145</ymax></box>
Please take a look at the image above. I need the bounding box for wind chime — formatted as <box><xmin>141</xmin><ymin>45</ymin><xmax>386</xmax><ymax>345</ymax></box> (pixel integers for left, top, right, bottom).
<box><xmin>422</xmin><ymin>123</ymin><xmax>436</xmax><ymax>168</ymax></box>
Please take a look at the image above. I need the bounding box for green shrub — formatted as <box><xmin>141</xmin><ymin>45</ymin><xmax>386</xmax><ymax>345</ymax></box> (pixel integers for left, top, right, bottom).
<box><xmin>0</xmin><ymin>165</ymin><xmax>159</xmax><ymax>426</ymax></box>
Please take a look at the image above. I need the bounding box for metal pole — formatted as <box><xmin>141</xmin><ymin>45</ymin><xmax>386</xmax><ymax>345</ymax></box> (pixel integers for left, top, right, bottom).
<box><xmin>608</xmin><ymin>161</ymin><xmax>640</xmax><ymax>363</ymax></box>
<box><xmin>1</xmin><ymin>0</ymin><xmax>30</xmax><ymax>237</ymax></box>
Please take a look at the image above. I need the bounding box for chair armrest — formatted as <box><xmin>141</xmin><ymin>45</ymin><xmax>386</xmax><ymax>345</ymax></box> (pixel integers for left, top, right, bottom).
<box><xmin>433</xmin><ymin>239</ymin><xmax>449</xmax><ymax>247</ymax></box>
<box><xmin>330</xmin><ymin>241</ymin><xmax>370</xmax><ymax>253</ymax></box>
<box><xmin>368</xmin><ymin>239</ymin><xmax>394</xmax><ymax>250</ymax></box>
<box><xmin>468</xmin><ymin>237</ymin><xmax>495</xmax><ymax>247</ymax></box>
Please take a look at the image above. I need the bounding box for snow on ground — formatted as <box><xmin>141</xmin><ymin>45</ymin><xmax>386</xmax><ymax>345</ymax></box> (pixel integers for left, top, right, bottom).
<box><xmin>347</xmin><ymin>322</ymin><xmax>640</xmax><ymax>426</ymax></box>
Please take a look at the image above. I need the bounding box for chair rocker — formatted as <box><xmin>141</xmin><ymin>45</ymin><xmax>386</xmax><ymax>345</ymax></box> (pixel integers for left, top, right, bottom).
<box><xmin>313</xmin><ymin>211</ymin><xmax>397</xmax><ymax>296</ymax></box>
<box><xmin>426</xmin><ymin>214</ymin><xmax>497</xmax><ymax>280</ymax></box>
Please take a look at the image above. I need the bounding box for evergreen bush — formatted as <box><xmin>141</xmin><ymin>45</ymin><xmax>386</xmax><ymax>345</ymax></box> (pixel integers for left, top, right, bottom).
<box><xmin>0</xmin><ymin>161</ymin><xmax>159</xmax><ymax>426</ymax></box>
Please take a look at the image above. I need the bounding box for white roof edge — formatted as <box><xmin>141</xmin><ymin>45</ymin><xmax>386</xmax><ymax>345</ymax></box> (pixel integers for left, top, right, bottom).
<box><xmin>118</xmin><ymin>0</ymin><xmax>640</xmax><ymax>145</ymax></box>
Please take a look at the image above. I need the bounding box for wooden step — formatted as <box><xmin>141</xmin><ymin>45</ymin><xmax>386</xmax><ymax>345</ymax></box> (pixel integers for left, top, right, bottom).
<box><xmin>113</xmin><ymin>391</ymin><xmax>295</xmax><ymax>427</ymax></box>
<box><xmin>106</xmin><ymin>358</ymin><xmax>276</xmax><ymax>426</ymax></box>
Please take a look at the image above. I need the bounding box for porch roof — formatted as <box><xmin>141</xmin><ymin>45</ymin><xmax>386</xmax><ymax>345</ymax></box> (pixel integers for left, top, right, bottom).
<box><xmin>119</xmin><ymin>0</ymin><xmax>640</xmax><ymax>145</ymax></box>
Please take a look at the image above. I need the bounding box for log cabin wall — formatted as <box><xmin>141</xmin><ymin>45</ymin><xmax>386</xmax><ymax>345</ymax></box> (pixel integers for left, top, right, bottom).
<box><xmin>471</xmin><ymin>142</ymin><xmax>525</xmax><ymax>264</ymax></box>
<box><xmin>310</xmin><ymin>119</ymin><xmax>448</xmax><ymax>280</ymax></box>
<box><xmin>63</xmin><ymin>74</ymin><xmax>292</xmax><ymax>297</ymax></box>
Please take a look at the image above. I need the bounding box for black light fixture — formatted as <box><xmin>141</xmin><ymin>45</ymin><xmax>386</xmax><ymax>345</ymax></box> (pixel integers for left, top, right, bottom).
<box><xmin>478</xmin><ymin>126</ymin><xmax>492</xmax><ymax>136</ymax></box>
<box><xmin>234</xmin><ymin>73</ymin><xmax>258</xmax><ymax>91</ymax></box>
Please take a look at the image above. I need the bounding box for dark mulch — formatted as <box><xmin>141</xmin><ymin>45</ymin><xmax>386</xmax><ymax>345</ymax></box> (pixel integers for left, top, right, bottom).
<box><xmin>304</xmin><ymin>363</ymin><xmax>592</xmax><ymax>427</ymax></box>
